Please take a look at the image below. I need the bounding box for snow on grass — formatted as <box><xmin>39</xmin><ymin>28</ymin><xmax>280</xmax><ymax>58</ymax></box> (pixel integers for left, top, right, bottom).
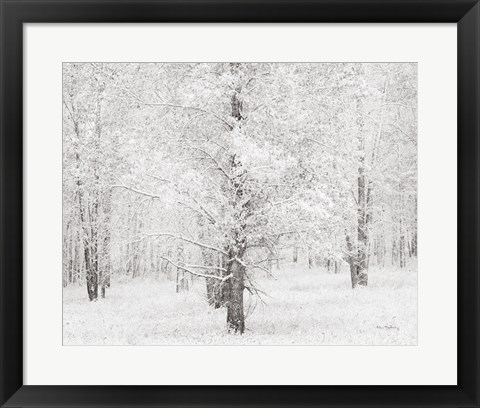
<box><xmin>63</xmin><ymin>263</ymin><xmax>417</xmax><ymax>345</ymax></box>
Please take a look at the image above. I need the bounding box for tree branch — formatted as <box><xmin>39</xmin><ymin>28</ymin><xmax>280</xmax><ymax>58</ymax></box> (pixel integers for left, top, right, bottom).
<box><xmin>160</xmin><ymin>256</ymin><xmax>231</xmax><ymax>281</ymax></box>
<box><xmin>146</xmin><ymin>232</ymin><xmax>228</xmax><ymax>256</ymax></box>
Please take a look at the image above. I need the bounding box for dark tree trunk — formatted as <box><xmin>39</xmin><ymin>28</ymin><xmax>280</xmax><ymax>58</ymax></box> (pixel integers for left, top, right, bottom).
<box><xmin>131</xmin><ymin>215</ymin><xmax>140</xmax><ymax>279</ymax></box>
<box><xmin>68</xmin><ymin>224</ymin><xmax>76</xmax><ymax>285</ymax></box>
<box><xmin>176</xmin><ymin>270</ymin><xmax>189</xmax><ymax>292</ymax></box>
<box><xmin>84</xmin><ymin>233</ymin><xmax>98</xmax><ymax>301</ymax></box>
<box><xmin>224</xmin><ymin>63</ymin><xmax>248</xmax><ymax>333</ymax></box>
<box><xmin>354</xmin><ymin>80</ymin><xmax>369</xmax><ymax>287</ymax></box>
<box><xmin>89</xmin><ymin>218</ymin><xmax>100</xmax><ymax>300</ymax></box>
<box><xmin>412</xmin><ymin>198</ymin><xmax>418</xmax><ymax>257</ymax></box>
<box><xmin>392</xmin><ymin>239</ymin><xmax>398</xmax><ymax>265</ymax></box>
<box><xmin>98</xmin><ymin>268</ymin><xmax>104</xmax><ymax>299</ymax></box>
<box><xmin>346</xmin><ymin>234</ymin><xmax>358</xmax><ymax>288</ymax></box>
<box><xmin>90</xmin><ymin>82</ymin><xmax>103</xmax><ymax>299</ymax></box>
<box><xmin>399</xmin><ymin>234</ymin><xmax>406</xmax><ymax>268</ymax></box>
<box><xmin>86</xmin><ymin>267</ymin><xmax>98</xmax><ymax>301</ymax></box>
<box><xmin>63</xmin><ymin>221</ymin><xmax>71</xmax><ymax>287</ymax></box>
<box><xmin>357</xmin><ymin>165</ymin><xmax>368</xmax><ymax>286</ymax></box>
<box><xmin>411</xmin><ymin>231</ymin><xmax>417</xmax><ymax>257</ymax></box>
<box><xmin>125</xmin><ymin>242</ymin><xmax>131</xmax><ymax>275</ymax></box>
<box><xmin>100</xmin><ymin>274</ymin><xmax>106</xmax><ymax>298</ymax></box>
<box><xmin>78</xmin><ymin>178</ymin><xmax>98</xmax><ymax>301</ymax></box>
<box><xmin>155</xmin><ymin>243</ymin><xmax>161</xmax><ymax>279</ymax></box>
<box><xmin>175</xmin><ymin>245</ymin><xmax>189</xmax><ymax>293</ymax></box>
<box><xmin>226</xmin><ymin>257</ymin><xmax>245</xmax><ymax>334</ymax></box>
<box><xmin>376</xmin><ymin>236</ymin><xmax>383</xmax><ymax>266</ymax></box>
<box><xmin>73</xmin><ymin>230</ymin><xmax>80</xmax><ymax>284</ymax></box>
<box><xmin>150</xmin><ymin>241</ymin><xmax>155</xmax><ymax>275</ymax></box>
<box><xmin>98</xmin><ymin>191</ymin><xmax>112</xmax><ymax>297</ymax></box>
<box><xmin>68</xmin><ymin>259</ymin><xmax>73</xmax><ymax>284</ymax></box>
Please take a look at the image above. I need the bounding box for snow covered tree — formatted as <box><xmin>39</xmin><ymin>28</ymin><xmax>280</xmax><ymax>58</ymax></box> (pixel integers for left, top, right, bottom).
<box><xmin>63</xmin><ymin>62</ymin><xmax>417</xmax><ymax>334</ymax></box>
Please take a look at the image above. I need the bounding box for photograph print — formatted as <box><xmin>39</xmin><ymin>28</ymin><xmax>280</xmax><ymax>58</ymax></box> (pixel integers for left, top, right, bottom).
<box><xmin>63</xmin><ymin>62</ymin><xmax>417</xmax><ymax>345</ymax></box>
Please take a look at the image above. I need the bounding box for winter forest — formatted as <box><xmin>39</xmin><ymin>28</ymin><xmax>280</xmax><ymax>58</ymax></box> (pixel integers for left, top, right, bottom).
<box><xmin>63</xmin><ymin>62</ymin><xmax>417</xmax><ymax>345</ymax></box>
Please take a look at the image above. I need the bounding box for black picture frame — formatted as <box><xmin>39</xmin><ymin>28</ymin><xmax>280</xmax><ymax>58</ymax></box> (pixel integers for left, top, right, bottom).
<box><xmin>1</xmin><ymin>1</ymin><xmax>478</xmax><ymax>407</ymax></box>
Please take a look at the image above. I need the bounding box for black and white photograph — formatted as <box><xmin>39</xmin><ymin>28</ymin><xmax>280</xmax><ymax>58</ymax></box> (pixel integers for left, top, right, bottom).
<box><xmin>62</xmin><ymin>62</ymin><xmax>417</xmax><ymax>346</ymax></box>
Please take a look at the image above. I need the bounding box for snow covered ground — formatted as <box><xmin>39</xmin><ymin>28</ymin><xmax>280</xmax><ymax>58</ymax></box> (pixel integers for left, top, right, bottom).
<box><xmin>63</xmin><ymin>263</ymin><xmax>417</xmax><ymax>345</ymax></box>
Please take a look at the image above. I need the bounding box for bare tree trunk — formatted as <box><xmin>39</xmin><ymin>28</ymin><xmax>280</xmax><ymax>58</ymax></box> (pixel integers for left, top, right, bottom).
<box><xmin>73</xmin><ymin>229</ymin><xmax>80</xmax><ymax>284</ymax></box>
<box><xmin>357</xmin><ymin>161</ymin><xmax>368</xmax><ymax>286</ymax></box>
<box><xmin>83</xmin><ymin>221</ymin><xmax>98</xmax><ymax>301</ymax></box>
<box><xmin>346</xmin><ymin>234</ymin><xmax>358</xmax><ymax>288</ymax></box>
<box><xmin>71</xmin><ymin>111</ymin><xmax>98</xmax><ymax>299</ymax></box>
<box><xmin>399</xmin><ymin>234</ymin><xmax>406</xmax><ymax>268</ymax></box>
<box><xmin>225</xmin><ymin>71</ymin><xmax>247</xmax><ymax>333</ymax></box>
<box><xmin>90</xmin><ymin>199</ymin><xmax>100</xmax><ymax>300</ymax></box>
<box><xmin>392</xmin><ymin>239</ymin><xmax>398</xmax><ymax>265</ymax></box>
<box><xmin>354</xmin><ymin>74</ymin><xmax>369</xmax><ymax>287</ymax></box>
<box><xmin>412</xmin><ymin>231</ymin><xmax>417</xmax><ymax>257</ymax></box>
<box><xmin>132</xmin><ymin>216</ymin><xmax>141</xmax><ymax>279</ymax></box>
<box><xmin>175</xmin><ymin>244</ymin><xmax>189</xmax><ymax>293</ymax></box>
<box><xmin>64</xmin><ymin>221</ymin><xmax>73</xmax><ymax>287</ymax></box>
<box><xmin>150</xmin><ymin>241</ymin><xmax>155</xmax><ymax>276</ymax></box>
<box><xmin>100</xmin><ymin>193</ymin><xmax>112</xmax><ymax>298</ymax></box>
<box><xmin>155</xmin><ymin>242</ymin><xmax>161</xmax><ymax>279</ymax></box>
<box><xmin>125</xmin><ymin>242</ymin><xmax>131</xmax><ymax>275</ymax></box>
<box><xmin>412</xmin><ymin>197</ymin><xmax>418</xmax><ymax>257</ymax></box>
<box><xmin>176</xmin><ymin>270</ymin><xmax>189</xmax><ymax>292</ymax></box>
<box><xmin>226</xmin><ymin>255</ymin><xmax>245</xmax><ymax>334</ymax></box>
<box><xmin>84</xmin><ymin>248</ymin><xmax>98</xmax><ymax>300</ymax></box>
<box><xmin>77</xmin><ymin>173</ymin><xmax>98</xmax><ymax>300</ymax></box>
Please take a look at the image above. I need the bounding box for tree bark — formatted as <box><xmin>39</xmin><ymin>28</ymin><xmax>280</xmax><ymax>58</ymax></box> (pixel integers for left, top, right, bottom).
<box><xmin>175</xmin><ymin>244</ymin><xmax>189</xmax><ymax>292</ymax></box>
<box><xmin>355</xmin><ymin>81</ymin><xmax>368</xmax><ymax>287</ymax></box>
<box><xmin>346</xmin><ymin>234</ymin><xmax>358</xmax><ymax>288</ymax></box>
<box><xmin>399</xmin><ymin>233</ymin><xmax>406</xmax><ymax>268</ymax></box>
<box><xmin>226</xmin><ymin>255</ymin><xmax>245</xmax><ymax>334</ymax></box>
<box><xmin>77</xmin><ymin>171</ymin><xmax>98</xmax><ymax>301</ymax></box>
<box><xmin>225</xmin><ymin>69</ymin><xmax>247</xmax><ymax>333</ymax></box>
<box><xmin>411</xmin><ymin>231</ymin><xmax>417</xmax><ymax>257</ymax></box>
<box><xmin>100</xmin><ymin>194</ymin><xmax>111</xmax><ymax>298</ymax></box>
<box><xmin>176</xmin><ymin>270</ymin><xmax>189</xmax><ymax>292</ymax></box>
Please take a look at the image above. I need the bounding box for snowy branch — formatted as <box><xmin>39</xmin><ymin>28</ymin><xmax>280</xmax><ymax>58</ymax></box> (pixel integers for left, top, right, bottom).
<box><xmin>146</xmin><ymin>232</ymin><xmax>228</xmax><ymax>256</ymax></box>
<box><xmin>160</xmin><ymin>256</ymin><xmax>231</xmax><ymax>281</ymax></box>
